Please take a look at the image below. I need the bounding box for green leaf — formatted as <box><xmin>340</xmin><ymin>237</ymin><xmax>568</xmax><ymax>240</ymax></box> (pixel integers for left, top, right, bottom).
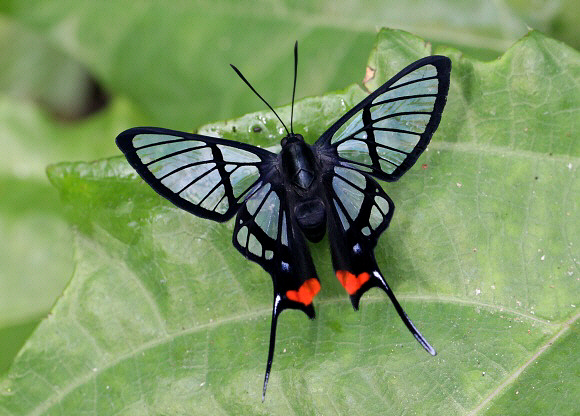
<box><xmin>0</xmin><ymin>90</ymin><xmax>146</xmax><ymax>373</ymax></box>
<box><xmin>1</xmin><ymin>29</ymin><xmax>578</xmax><ymax>414</ymax></box>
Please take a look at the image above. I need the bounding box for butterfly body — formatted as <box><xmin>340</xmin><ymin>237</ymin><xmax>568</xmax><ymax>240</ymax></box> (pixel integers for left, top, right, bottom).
<box><xmin>116</xmin><ymin>49</ymin><xmax>451</xmax><ymax>399</ymax></box>
<box><xmin>279</xmin><ymin>134</ymin><xmax>328</xmax><ymax>241</ymax></box>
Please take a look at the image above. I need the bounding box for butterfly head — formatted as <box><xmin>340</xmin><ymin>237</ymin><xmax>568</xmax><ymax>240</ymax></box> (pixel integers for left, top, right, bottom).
<box><xmin>280</xmin><ymin>133</ymin><xmax>304</xmax><ymax>147</ymax></box>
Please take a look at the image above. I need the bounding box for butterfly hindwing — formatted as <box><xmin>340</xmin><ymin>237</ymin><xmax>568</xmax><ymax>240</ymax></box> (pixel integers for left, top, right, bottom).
<box><xmin>315</xmin><ymin>55</ymin><xmax>451</xmax><ymax>182</ymax></box>
<box><xmin>116</xmin><ymin>127</ymin><xmax>276</xmax><ymax>221</ymax></box>
<box><xmin>324</xmin><ymin>165</ymin><xmax>436</xmax><ymax>355</ymax></box>
<box><xmin>324</xmin><ymin>165</ymin><xmax>393</xmax><ymax>305</ymax></box>
<box><xmin>232</xmin><ymin>179</ymin><xmax>320</xmax><ymax>398</ymax></box>
<box><xmin>232</xmin><ymin>179</ymin><xmax>320</xmax><ymax>314</ymax></box>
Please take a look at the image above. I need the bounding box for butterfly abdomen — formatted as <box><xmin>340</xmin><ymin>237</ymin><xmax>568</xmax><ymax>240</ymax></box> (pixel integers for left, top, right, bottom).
<box><xmin>294</xmin><ymin>198</ymin><xmax>326</xmax><ymax>242</ymax></box>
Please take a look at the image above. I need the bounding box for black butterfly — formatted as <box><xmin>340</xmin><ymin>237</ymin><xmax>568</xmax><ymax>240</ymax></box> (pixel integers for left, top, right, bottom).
<box><xmin>116</xmin><ymin>43</ymin><xmax>451</xmax><ymax>400</ymax></box>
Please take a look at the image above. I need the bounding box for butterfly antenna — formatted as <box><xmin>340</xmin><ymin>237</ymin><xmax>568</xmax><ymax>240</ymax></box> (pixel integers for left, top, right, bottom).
<box><xmin>290</xmin><ymin>41</ymin><xmax>298</xmax><ymax>135</ymax></box>
<box><xmin>230</xmin><ymin>64</ymin><xmax>290</xmax><ymax>136</ymax></box>
<box><xmin>262</xmin><ymin>294</ymin><xmax>282</xmax><ymax>401</ymax></box>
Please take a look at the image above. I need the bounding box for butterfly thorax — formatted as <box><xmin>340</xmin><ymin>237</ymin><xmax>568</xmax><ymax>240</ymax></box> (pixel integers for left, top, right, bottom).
<box><xmin>280</xmin><ymin>134</ymin><xmax>327</xmax><ymax>242</ymax></box>
<box><xmin>280</xmin><ymin>134</ymin><xmax>315</xmax><ymax>190</ymax></box>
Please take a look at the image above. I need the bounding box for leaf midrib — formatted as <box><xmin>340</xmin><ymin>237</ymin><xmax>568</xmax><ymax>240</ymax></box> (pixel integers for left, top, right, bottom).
<box><xmin>468</xmin><ymin>311</ymin><xmax>580</xmax><ymax>415</ymax></box>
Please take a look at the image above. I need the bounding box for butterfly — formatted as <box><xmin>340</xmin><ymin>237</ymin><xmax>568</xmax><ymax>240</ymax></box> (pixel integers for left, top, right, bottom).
<box><xmin>116</xmin><ymin>42</ymin><xmax>451</xmax><ymax>400</ymax></box>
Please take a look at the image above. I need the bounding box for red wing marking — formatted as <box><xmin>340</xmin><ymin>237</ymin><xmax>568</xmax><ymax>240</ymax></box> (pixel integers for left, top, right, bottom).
<box><xmin>335</xmin><ymin>270</ymin><xmax>370</xmax><ymax>295</ymax></box>
<box><xmin>285</xmin><ymin>278</ymin><xmax>321</xmax><ymax>305</ymax></box>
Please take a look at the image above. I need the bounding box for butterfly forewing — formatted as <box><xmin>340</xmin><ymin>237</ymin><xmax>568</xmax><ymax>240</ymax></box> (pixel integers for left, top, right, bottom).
<box><xmin>316</xmin><ymin>55</ymin><xmax>451</xmax><ymax>182</ymax></box>
<box><xmin>116</xmin><ymin>127</ymin><xmax>276</xmax><ymax>221</ymax></box>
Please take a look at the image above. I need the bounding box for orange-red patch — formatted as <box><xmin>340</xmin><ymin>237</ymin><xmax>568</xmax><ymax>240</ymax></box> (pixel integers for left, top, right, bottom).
<box><xmin>286</xmin><ymin>278</ymin><xmax>321</xmax><ymax>305</ymax></box>
<box><xmin>335</xmin><ymin>270</ymin><xmax>370</xmax><ymax>295</ymax></box>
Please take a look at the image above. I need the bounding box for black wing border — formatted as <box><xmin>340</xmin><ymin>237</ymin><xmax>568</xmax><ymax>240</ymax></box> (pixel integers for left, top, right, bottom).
<box><xmin>116</xmin><ymin>126</ymin><xmax>276</xmax><ymax>222</ymax></box>
<box><xmin>315</xmin><ymin>55</ymin><xmax>451</xmax><ymax>182</ymax></box>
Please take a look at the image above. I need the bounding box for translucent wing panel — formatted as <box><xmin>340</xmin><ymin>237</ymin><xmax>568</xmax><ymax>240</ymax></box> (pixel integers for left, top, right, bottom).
<box><xmin>234</xmin><ymin>183</ymin><xmax>287</xmax><ymax>262</ymax></box>
<box><xmin>217</xmin><ymin>145</ymin><xmax>261</xmax><ymax>163</ymax></box>
<box><xmin>389</xmin><ymin>64</ymin><xmax>437</xmax><ymax>88</ymax></box>
<box><xmin>372</xmin><ymin>83</ymin><xmax>438</xmax><ymax>106</ymax></box>
<box><xmin>332</xmin><ymin>176</ymin><xmax>364</xmax><ymax>221</ymax></box>
<box><xmin>332</xmin><ymin>110</ymin><xmax>363</xmax><ymax>144</ymax></box>
<box><xmin>336</xmin><ymin>139</ymin><xmax>372</xmax><ymax>168</ymax></box>
<box><xmin>133</xmin><ymin>133</ymin><xmax>192</xmax><ymax>148</ymax></box>
<box><xmin>330</xmin><ymin>166</ymin><xmax>393</xmax><ymax>236</ymax></box>
<box><xmin>116</xmin><ymin>127</ymin><xmax>273</xmax><ymax>221</ymax></box>
<box><xmin>230</xmin><ymin>165</ymin><xmax>261</xmax><ymax>198</ymax></box>
<box><xmin>254</xmin><ymin>191</ymin><xmax>280</xmax><ymax>240</ymax></box>
<box><xmin>373</xmin><ymin>113</ymin><xmax>431</xmax><ymax>133</ymax></box>
<box><xmin>324</xmin><ymin>56</ymin><xmax>451</xmax><ymax>181</ymax></box>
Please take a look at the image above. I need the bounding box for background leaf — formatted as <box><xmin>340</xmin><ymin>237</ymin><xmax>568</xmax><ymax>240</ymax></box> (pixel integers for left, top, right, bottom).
<box><xmin>1</xmin><ymin>28</ymin><xmax>578</xmax><ymax>414</ymax></box>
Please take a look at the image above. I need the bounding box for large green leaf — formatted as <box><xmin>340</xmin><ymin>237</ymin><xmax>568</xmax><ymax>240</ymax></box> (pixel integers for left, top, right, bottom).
<box><xmin>1</xmin><ymin>29</ymin><xmax>578</xmax><ymax>415</ymax></box>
